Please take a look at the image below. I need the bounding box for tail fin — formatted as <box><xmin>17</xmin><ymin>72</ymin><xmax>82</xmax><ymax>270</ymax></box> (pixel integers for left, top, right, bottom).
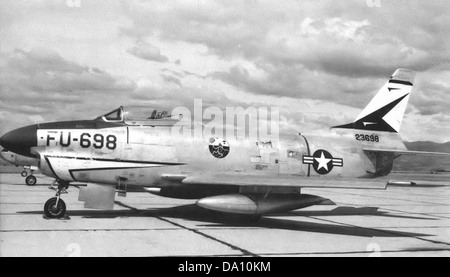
<box><xmin>333</xmin><ymin>69</ymin><xmax>415</xmax><ymax>133</ymax></box>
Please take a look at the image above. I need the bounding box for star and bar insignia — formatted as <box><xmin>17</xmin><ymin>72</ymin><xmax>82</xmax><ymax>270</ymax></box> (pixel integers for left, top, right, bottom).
<box><xmin>302</xmin><ymin>149</ymin><xmax>343</xmax><ymax>175</ymax></box>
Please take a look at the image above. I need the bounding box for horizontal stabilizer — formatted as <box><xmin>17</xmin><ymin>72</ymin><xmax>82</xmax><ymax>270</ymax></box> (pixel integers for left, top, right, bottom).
<box><xmin>363</xmin><ymin>148</ymin><xmax>450</xmax><ymax>157</ymax></box>
<box><xmin>387</xmin><ymin>180</ymin><xmax>447</xmax><ymax>188</ymax></box>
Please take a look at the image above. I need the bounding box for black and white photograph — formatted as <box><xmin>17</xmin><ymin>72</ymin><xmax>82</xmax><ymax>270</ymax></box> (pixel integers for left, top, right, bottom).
<box><xmin>0</xmin><ymin>0</ymin><xmax>449</xmax><ymax>260</ymax></box>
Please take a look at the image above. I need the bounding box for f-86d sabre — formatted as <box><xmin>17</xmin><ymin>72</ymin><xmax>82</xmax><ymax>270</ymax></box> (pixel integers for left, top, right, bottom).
<box><xmin>1</xmin><ymin>69</ymin><xmax>449</xmax><ymax>219</ymax></box>
<box><xmin>0</xmin><ymin>150</ymin><xmax>39</xmax><ymax>185</ymax></box>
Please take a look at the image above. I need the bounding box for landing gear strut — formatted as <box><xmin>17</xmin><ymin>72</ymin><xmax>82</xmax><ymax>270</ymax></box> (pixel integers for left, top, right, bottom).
<box><xmin>44</xmin><ymin>180</ymin><xmax>69</xmax><ymax>218</ymax></box>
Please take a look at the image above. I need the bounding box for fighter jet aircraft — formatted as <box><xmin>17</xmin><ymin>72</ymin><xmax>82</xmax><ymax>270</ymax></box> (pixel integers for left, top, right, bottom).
<box><xmin>0</xmin><ymin>150</ymin><xmax>39</xmax><ymax>185</ymax></box>
<box><xmin>0</xmin><ymin>69</ymin><xmax>448</xmax><ymax>219</ymax></box>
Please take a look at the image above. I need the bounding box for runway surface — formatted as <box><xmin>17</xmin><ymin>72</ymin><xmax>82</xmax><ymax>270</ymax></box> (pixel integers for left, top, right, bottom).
<box><xmin>1</xmin><ymin>173</ymin><xmax>449</xmax><ymax>257</ymax></box>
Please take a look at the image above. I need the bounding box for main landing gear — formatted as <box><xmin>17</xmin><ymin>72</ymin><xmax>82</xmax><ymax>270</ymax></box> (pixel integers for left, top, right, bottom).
<box><xmin>44</xmin><ymin>180</ymin><xmax>69</xmax><ymax>219</ymax></box>
<box><xmin>21</xmin><ymin>169</ymin><xmax>37</xmax><ymax>186</ymax></box>
<box><xmin>25</xmin><ymin>175</ymin><xmax>37</xmax><ymax>186</ymax></box>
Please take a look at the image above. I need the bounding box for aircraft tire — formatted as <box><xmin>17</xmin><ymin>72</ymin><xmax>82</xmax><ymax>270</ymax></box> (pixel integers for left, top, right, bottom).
<box><xmin>44</xmin><ymin>197</ymin><xmax>66</xmax><ymax>218</ymax></box>
<box><xmin>25</xmin><ymin>175</ymin><xmax>37</xmax><ymax>186</ymax></box>
<box><xmin>21</xmin><ymin>170</ymin><xmax>28</xmax><ymax>177</ymax></box>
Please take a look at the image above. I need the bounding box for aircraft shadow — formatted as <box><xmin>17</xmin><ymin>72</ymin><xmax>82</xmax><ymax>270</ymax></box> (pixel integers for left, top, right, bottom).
<box><xmin>275</xmin><ymin>206</ymin><xmax>436</xmax><ymax>221</ymax></box>
<box><xmin>19</xmin><ymin>204</ymin><xmax>433</xmax><ymax>238</ymax></box>
<box><xmin>388</xmin><ymin>184</ymin><xmax>447</xmax><ymax>188</ymax></box>
<box><xmin>143</xmin><ymin>205</ymin><xmax>433</xmax><ymax>238</ymax></box>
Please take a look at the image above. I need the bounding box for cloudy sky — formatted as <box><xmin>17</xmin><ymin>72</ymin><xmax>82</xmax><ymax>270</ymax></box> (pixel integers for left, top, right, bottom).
<box><xmin>1</xmin><ymin>0</ymin><xmax>449</xmax><ymax>142</ymax></box>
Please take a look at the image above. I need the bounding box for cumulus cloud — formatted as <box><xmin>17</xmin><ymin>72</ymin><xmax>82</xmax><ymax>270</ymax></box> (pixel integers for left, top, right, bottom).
<box><xmin>209</xmin><ymin>63</ymin><xmax>381</xmax><ymax>108</ymax></box>
<box><xmin>1</xmin><ymin>48</ymin><xmax>136</xmax><ymax>95</ymax></box>
<box><xmin>410</xmin><ymin>71</ymin><xmax>450</xmax><ymax>116</ymax></box>
<box><xmin>160</xmin><ymin>74</ymin><xmax>182</xmax><ymax>87</ymax></box>
<box><xmin>120</xmin><ymin>1</ymin><xmax>450</xmax><ymax>75</ymax></box>
<box><xmin>116</xmin><ymin>0</ymin><xmax>450</xmax><ymax>140</ymax></box>
<box><xmin>116</xmin><ymin>0</ymin><xmax>450</xmax><ymax>124</ymax></box>
<box><xmin>127</xmin><ymin>41</ymin><xmax>170</xmax><ymax>63</ymax></box>
<box><xmin>0</xmin><ymin>48</ymin><xmax>137</xmax><ymax>134</ymax></box>
<box><xmin>0</xmin><ymin>0</ymin><xmax>449</xmax><ymax>142</ymax></box>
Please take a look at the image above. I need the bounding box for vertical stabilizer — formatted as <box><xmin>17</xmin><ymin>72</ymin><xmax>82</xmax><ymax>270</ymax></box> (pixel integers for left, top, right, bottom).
<box><xmin>333</xmin><ymin>69</ymin><xmax>415</xmax><ymax>133</ymax></box>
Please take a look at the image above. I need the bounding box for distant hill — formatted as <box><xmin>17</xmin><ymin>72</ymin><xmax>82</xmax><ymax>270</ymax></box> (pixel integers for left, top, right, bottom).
<box><xmin>394</xmin><ymin>141</ymin><xmax>450</xmax><ymax>172</ymax></box>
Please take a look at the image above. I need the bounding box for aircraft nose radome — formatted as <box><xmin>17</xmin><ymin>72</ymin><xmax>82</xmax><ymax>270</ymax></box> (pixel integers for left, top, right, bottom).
<box><xmin>0</xmin><ymin>125</ymin><xmax>38</xmax><ymax>157</ymax></box>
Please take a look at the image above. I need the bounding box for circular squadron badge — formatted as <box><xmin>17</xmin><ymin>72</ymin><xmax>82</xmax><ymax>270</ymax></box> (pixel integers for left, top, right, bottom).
<box><xmin>209</xmin><ymin>137</ymin><xmax>230</xmax><ymax>159</ymax></box>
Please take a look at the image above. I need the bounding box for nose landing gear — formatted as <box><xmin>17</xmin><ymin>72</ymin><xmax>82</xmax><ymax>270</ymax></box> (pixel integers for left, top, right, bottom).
<box><xmin>44</xmin><ymin>180</ymin><xmax>69</xmax><ymax>219</ymax></box>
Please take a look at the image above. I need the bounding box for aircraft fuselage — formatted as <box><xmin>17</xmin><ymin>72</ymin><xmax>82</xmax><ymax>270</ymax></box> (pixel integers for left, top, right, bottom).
<box><xmin>27</xmin><ymin>120</ymin><xmax>406</xmax><ymax>191</ymax></box>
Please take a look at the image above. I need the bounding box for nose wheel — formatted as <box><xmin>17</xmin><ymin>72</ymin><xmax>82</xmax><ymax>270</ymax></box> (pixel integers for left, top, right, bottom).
<box><xmin>44</xmin><ymin>180</ymin><xmax>69</xmax><ymax>219</ymax></box>
<box><xmin>44</xmin><ymin>197</ymin><xmax>66</xmax><ymax>218</ymax></box>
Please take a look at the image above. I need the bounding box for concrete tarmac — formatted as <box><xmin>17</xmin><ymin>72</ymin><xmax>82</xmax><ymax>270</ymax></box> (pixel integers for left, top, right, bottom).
<box><xmin>0</xmin><ymin>173</ymin><xmax>449</xmax><ymax>257</ymax></box>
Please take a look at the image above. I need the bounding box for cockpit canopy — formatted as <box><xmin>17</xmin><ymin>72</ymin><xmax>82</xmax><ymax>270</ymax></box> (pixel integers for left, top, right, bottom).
<box><xmin>102</xmin><ymin>107</ymin><xmax>123</xmax><ymax>121</ymax></box>
<box><xmin>98</xmin><ymin>106</ymin><xmax>175</xmax><ymax>126</ymax></box>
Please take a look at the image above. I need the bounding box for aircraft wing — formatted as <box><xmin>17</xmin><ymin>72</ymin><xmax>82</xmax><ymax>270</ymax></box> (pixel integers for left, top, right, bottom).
<box><xmin>363</xmin><ymin>148</ymin><xmax>450</xmax><ymax>157</ymax></box>
<box><xmin>162</xmin><ymin>174</ymin><xmax>388</xmax><ymax>190</ymax></box>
